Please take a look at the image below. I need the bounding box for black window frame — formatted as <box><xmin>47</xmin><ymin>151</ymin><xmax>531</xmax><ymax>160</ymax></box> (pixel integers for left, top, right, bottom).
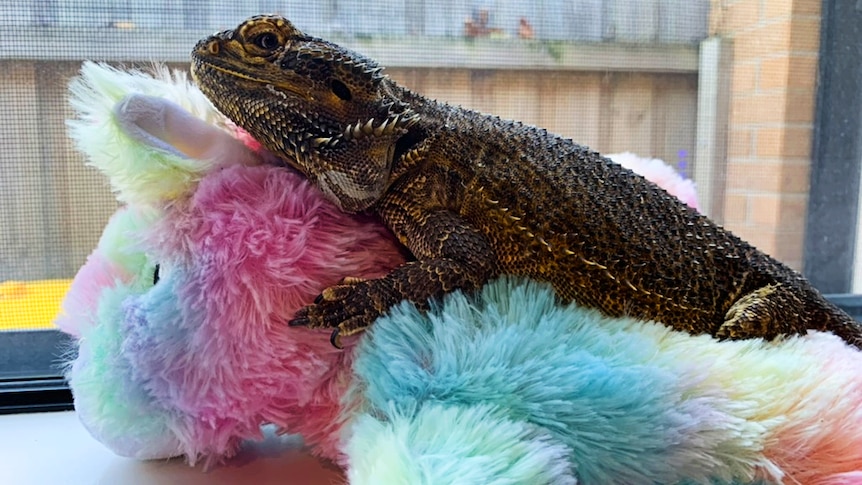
<box><xmin>803</xmin><ymin>0</ymin><xmax>862</xmax><ymax>292</ymax></box>
<box><xmin>0</xmin><ymin>330</ymin><xmax>74</xmax><ymax>414</ymax></box>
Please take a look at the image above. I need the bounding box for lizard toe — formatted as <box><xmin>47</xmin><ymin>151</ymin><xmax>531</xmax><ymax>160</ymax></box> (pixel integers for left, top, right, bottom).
<box><xmin>288</xmin><ymin>316</ymin><xmax>310</xmax><ymax>327</ymax></box>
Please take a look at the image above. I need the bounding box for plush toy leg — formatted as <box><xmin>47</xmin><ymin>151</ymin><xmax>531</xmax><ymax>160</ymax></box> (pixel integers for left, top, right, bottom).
<box><xmin>344</xmin><ymin>403</ymin><xmax>576</xmax><ymax>485</ymax></box>
<box><xmin>345</xmin><ymin>278</ymin><xmax>763</xmax><ymax>484</ymax></box>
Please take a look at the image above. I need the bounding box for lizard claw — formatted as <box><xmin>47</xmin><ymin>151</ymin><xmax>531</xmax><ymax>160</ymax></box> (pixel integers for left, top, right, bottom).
<box><xmin>330</xmin><ymin>328</ymin><xmax>343</xmax><ymax>349</ymax></box>
<box><xmin>289</xmin><ymin>307</ymin><xmax>345</xmax><ymax>348</ymax></box>
<box><xmin>288</xmin><ymin>316</ymin><xmax>309</xmax><ymax>327</ymax></box>
<box><xmin>288</xmin><ymin>305</ymin><xmax>311</xmax><ymax>326</ymax></box>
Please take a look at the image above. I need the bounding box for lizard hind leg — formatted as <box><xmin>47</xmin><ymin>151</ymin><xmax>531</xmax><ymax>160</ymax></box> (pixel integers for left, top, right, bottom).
<box><xmin>716</xmin><ymin>283</ymin><xmax>806</xmax><ymax>342</ymax></box>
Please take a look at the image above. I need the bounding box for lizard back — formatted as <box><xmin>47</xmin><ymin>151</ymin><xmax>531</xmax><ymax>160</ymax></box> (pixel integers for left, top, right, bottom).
<box><xmin>394</xmin><ymin>96</ymin><xmax>793</xmax><ymax>334</ymax></box>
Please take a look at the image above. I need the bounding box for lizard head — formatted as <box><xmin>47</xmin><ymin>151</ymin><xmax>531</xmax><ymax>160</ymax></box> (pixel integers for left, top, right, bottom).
<box><xmin>191</xmin><ymin>15</ymin><xmax>419</xmax><ymax>212</ymax></box>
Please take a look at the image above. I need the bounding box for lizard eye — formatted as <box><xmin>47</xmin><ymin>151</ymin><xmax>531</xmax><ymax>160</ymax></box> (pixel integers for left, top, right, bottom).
<box><xmin>330</xmin><ymin>79</ymin><xmax>352</xmax><ymax>101</ymax></box>
<box><xmin>252</xmin><ymin>32</ymin><xmax>280</xmax><ymax>50</ymax></box>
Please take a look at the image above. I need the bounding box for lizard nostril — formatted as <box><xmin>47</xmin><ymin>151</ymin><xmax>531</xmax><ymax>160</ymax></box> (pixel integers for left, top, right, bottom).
<box><xmin>207</xmin><ymin>40</ymin><xmax>220</xmax><ymax>55</ymax></box>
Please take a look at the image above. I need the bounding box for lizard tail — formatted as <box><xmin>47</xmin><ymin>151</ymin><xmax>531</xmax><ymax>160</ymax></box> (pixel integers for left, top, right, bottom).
<box><xmin>816</xmin><ymin>300</ymin><xmax>862</xmax><ymax>350</ymax></box>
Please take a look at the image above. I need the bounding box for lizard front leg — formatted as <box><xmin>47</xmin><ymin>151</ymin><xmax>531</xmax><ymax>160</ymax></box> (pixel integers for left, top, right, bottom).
<box><xmin>716</xmin><ymin>283</ymin><xmax>805</xmax><ymax>341</ymax></box>
<box><xmin>290</xmin><ymin>204</ymin><xmax>498</xmax><ymax>347</ymax></box>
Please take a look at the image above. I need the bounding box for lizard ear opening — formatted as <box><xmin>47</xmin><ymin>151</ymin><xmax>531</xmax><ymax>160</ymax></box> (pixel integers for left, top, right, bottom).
<box><xmin>330</xmin><ymin>79</ymin><xmax>352</xmax><ymax>101</ymax></box>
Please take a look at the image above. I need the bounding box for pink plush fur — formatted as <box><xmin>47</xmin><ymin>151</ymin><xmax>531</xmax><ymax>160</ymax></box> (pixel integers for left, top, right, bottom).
<box><xmin>757</xmin><ymin>332</ymin><xmax>862</xmax><ymax>484</ymax></box>
<box><xmin>127</xmin><ymin>164</ymin><xmax>405</xmax><ymax>462</ymax></box>
<box><xmin>55</xmin><ymin>246</ymin><xmax>132</xmax><ymax>338</ymax></box>
<box><xmin>608</xmin><ymin>151</ymin><xmax>700</xmax><ymax>211</ymax></box>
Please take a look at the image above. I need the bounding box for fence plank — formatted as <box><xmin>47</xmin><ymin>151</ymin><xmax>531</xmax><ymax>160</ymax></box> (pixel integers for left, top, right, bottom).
<box><xmin>651</xmin><ymin>74</ymin><xmax>698</xmax><ymax>178</ymax></box>
<box><xmin>0</xmin><ymin>62</ymin><xmax>51</xmax><ymax>280</ymax></box>
<box><xmin>658</xmin><ymin>0</ymin><xmax>711</xmax><ymax>43</ymax></box>
<box><xmin>605</xmin><ymin>74</ymin><xmax>656</xmax><ymax>156</ymax></box>
<box><xmin>603</xmin><ymin>0</ymin><xmax>659</xmax><ymax>42</ymax></box>
<box><xmin>538</xmin><ymin>72</ymin><xmax>604</xmax><ymax>148</ymax></box>
<box><xmin>694</xmin><ymin>38</ymin><xmax>731</xmax><ymax>220</ymax></box>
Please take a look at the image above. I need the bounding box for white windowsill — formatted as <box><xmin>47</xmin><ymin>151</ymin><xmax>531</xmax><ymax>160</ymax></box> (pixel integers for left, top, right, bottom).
<box><xmin>0</xmin><ymin>411</ymin><xmax>343</xmax><ymax>484</ymax></box>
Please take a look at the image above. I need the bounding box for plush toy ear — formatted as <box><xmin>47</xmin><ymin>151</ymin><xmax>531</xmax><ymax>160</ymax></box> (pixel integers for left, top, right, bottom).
<box><xmin>115</xmin><ymin>94</ymin><xmax>260</xmax><ymax>169</ymax></box>
<box><xmin>67</xmin><ymin>62</ymin><xmax>261</xmax><ymax>206</ymax></box>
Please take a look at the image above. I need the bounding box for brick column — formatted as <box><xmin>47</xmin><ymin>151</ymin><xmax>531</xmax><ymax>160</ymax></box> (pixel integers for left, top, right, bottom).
<box><xmin>709</xmin><ymin>0</ymin><xmax>821</xmax><ymax>270</ymax></box>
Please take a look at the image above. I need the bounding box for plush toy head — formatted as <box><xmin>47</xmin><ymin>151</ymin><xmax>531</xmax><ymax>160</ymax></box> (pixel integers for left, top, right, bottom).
<box><xmin>59</xmin><ymin>63</ymin><xmax>862</xmax><ymax>484</ymax></box>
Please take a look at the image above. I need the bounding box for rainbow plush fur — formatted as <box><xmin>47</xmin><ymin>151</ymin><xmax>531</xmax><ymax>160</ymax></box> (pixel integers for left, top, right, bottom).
<box><xmin>58</xmin><ymin>63</ymin><xmax>862</xmax><ymax>484</ymax></box>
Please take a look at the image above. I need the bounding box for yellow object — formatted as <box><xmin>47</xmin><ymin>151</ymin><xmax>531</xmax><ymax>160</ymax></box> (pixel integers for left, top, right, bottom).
<box><xmin>0</xmin><ymin>280</ymin><xmax>72</xmax><ymax>331</ymax></box>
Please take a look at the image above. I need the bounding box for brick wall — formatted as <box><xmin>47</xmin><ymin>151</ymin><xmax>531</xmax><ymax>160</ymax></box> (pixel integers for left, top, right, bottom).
<box><xmin>710</xmin><ymin>0</ymin><xmax>821</xmax><ymax>270</ymax></box>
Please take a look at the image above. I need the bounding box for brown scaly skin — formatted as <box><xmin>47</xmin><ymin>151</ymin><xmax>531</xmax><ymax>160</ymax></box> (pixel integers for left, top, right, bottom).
<box><xmin>191</xmin><ymin>14</ymin><xmax>862</xmax><ymax>349</ymax></box>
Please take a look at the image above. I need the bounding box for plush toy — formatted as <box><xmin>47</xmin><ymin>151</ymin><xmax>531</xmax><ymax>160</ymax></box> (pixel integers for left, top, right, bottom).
<box><xmin>58</xmin><ymin>63</ymin><xmax>862</xmax><ymax>485</ymax></box>
<box><xmin>606</xmin><ymin>151</ymin><xmax>699</xmax><ymax>211</ymax></box>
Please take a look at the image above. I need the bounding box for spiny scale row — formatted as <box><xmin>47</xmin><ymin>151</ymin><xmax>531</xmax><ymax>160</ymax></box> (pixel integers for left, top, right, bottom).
<box><xmin>342</xmin><ymin>112</ymin><xmax>420</xmax><ymax>140</ymax></box>
<box><xmin>302</xmin><ymin>112</ymin><xmax>420</xmax><ymax>150</ymax></box>
<box><xmin>324</xmin><ymin>48</ymin><xmax>386</xmax><ymax>80</ymax></box>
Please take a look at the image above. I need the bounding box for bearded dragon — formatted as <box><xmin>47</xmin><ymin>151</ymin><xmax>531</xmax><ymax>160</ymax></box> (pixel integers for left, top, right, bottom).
<box><xmin>191</xmin><ymin>14</ymin><xmax>862</xmax><ymax>349</ymax></box>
